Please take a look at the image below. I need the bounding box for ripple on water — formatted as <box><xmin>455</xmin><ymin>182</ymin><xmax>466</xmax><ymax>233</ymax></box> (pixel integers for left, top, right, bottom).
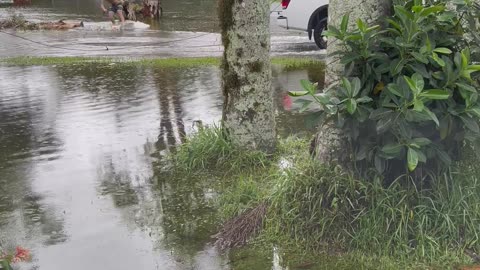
<box><xmin>0</xmin><ymin>63</ymin><xmax>320</xmax><ymax>270</ymax></box>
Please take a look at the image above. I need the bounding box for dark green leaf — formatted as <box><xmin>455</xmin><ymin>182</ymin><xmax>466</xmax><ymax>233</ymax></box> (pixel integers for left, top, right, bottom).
<box><xmin>412</xmin><ymin>137</ymin><xmax>431</xmax><ymax>146</ymax></box>
<box><xmin>395</xmin><ymin>5</ymin><xmax>414</xmax><ymax>21</ymax></box>
<box><xmin>357</xmin><ymin>18</ymin><xmax>367</xmax><ymax>32</ymax></box>
<box><xmin>410</xmin><ymin>63</ymin><xmax>430</xmax><ymax>78</ymax></box>
<box><xmin>411</xmin><ymin>52</ymin><xmax>429</xmax><ymax>64</ymax></box>
<box><xmin>387</xmin><ymin>83</ymin><xmax>403</xmax><ymax>97</ymax></box>
<box><xmin>387</xmin><ymin>18</ymin><xmax>402</xmax><ymax>32</ymax></box>
<box><xmin>376</xmin><ymin>117</ymin><xmax>394</xmax><ymax>133</ymax></box>
<box><xmin>431</xmin><ymin>52</ymin><xmax>446</xmax><ymax>67</ymax></box>
<box><xmin>323</xmin><ymin>29</ymin><xmax>341</xmax><ymax>38</ymax></box>
<box><xmin>356</xmin><ymin>145</ymin><xmax>368</xmax><ymax>161</ymax></box>
<box><xmin>461</xmin><ymin>48</ymin><xmax>470</xmax><ymax>68</ymax></box>
<box><xmin>460</xmin><ymin>116</ymin><xmax>480</xmax><ymax>133</ymax></box>
<box><xmin>346</xmin><ymin>99</ymin><xmax>357</xmax><ymax>114</ymax></box>
<box><xmin>370</xmin><ymin>109</ymin><xmax>393</xmax><ymax>120</ymax></box>
<box><xmin>342</xmin><ymin>77</ymin><xmax>352</xmax><ymax>97</ymax></box>
<box><xmin>340</xmin><ymin>53</ymin><xmax>362</xmax><ymax>65</ymax></box>
<box><xmin>433</xmin><ymin>47</ymin><xmax>453</xmax><ymax>54</ymax></box>
<box><xmin>375</xmin><ymin>154</ymin><xmax>385</xmax><ymax>173</ymax></box>
<box><xmin>436</xmin><ymin>148</ymin><xmax>452</xmax><ymax>166</ymax></box>
<box><xmin>407</xmin><ymin>148</ymin><xmax>419</xmax><ymax>171</ymax></box>
<box><xmin>341</xmin><ymin>14</ymin><xmax>349</xmax><ymax>33</ymax></box>
<box><xmin>413</xmin><ymin>99</ymin><xmax>424</xmax><ymax>111</ymax></box>
<box><xmin>419</xmin><ymin>89</ymin><xmax>450</xmax><ymax>100</ymax></box>
<box><xmin>417</xmin><ymin>150</ymin><xmax>427</xmax><ymax>163</ymax></box>
<box><xmin>404</xmin><ymin>73</ymin><xmax>424</xmax><ymax>94</ymax></box>
<box><xmin>314</xmin><ymin>93</ymin><xmax>332</xmax><ymax>105</ymax></box>
<box><xmin>300</xmin><ymin>79</ymin><xmax>315</xmax><ymax>95</ymax></box>
<box><xmin>365</xmin><ymin>25</ymin><xmax>380</xmax><ymax>33</ymax></box>
<box><xmin>351</xmin><ymin>77</ymin><xmax>362</xmax><ymax>97</ymax></box>
<box><xmin>412</xmin><ymin>5</ymin><xmax>423</xmax><ymax>13</ymax></box>
<box><xmin>456</xmin><ymin>82</ymin><xmax>477</xmax><ymax>93</ymax></box>
<box><xmin>469</xmin><ymin>106</ymin><xmax>480</xmax><ymax>118</ymax></box>
<box><xmin>357</xmin><ymin>96</ymin><xmax>373</xmax><ymax>103</ymax></box>
<box><xmin>298</xmin><ymin>100</ymin><xmax>313</xmax><ymax>113</ymax></box>
<box><xmin>467</xmin><ymin>65</ymin><xmax>480</xmax><ymax>71</ymax></box>
<box><xmin>288</xmin><ymin>91</ymin><xmax>309</xmax><ymax>97</ymax></box>
<box><xmin>424</xmin><ymin>107</ymin><xmax>440</xmax><ymax>126</ymax></box>
<box><xmin>382</xmin><ymin>144</ymin><xmax>403</xmax><ymax>156</ymax></box>
<box><xmin>420</xmin><ymin>5</ymin><xmax>445</xmax><ymax>17</ymax></box>
<box><xmin>391</xmin><ymin>58</ymin><xmax>406</xmax><ymax>75</ymax></box>
<box><xmin>439</xmin><ymin>115</ymin><xmax>451</xmax><ymax>140</ymax></box>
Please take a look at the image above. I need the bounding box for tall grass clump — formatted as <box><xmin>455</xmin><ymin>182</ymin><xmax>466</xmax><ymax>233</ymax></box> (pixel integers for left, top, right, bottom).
<box><xmin>267</xmin><ymin>151</ymin><xmax>480</xmax><ymax>265</ymax></box>
<box><xmin>168</xmin><ymin>125</ymin><xmax>270</xmax><ymax>174</ymax></box>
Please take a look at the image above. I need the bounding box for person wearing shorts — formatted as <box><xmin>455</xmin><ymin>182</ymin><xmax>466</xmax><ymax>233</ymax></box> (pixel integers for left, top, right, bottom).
<box><xmin>100</xmin><ymin>0</ymin><xmax>125</xmax><ymax>23</ymax></box>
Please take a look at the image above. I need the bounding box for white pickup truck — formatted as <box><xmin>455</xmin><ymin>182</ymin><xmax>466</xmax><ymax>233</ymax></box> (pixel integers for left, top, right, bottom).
<box><xmin>277</xmin><ymin>0</ymin><xmax>329</xmax><ymax>49</ymax></box>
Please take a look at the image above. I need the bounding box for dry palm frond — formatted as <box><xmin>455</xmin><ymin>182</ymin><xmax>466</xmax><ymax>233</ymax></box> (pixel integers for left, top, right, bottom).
<box><xmin>213</xmin><ymin>202</ymin><xmax>268</xmax><ymax>250</ymax></box>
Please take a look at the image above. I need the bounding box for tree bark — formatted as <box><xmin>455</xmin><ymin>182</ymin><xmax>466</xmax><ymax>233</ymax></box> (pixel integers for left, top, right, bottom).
<box><xmin>312</xmin><ymin>0</ymin><xmax>392</xmax><ymax>165</ymax></box>
<box><xmin>218</xmin><ymin>0</ymin><xmax>276</xmax><ymax>154</ymax></box>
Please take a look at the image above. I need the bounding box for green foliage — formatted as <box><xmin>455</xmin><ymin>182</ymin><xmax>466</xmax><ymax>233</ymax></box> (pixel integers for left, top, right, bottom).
<box><xmin>292</xmin><ymin>0</ymin><xmax>480</xmax><ymax>178</ymax></box>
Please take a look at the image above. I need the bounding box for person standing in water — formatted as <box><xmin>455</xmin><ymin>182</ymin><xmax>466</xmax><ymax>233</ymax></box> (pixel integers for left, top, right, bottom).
<box><xmin>100</xmin><ymin>0</ymin><xmax>126</xmax><ymax>24</ymax></box>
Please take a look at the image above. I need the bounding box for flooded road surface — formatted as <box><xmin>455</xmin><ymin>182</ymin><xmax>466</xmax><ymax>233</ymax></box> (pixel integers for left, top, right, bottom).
<box><xmin>0</xmin><ymin>63</ymin><xmax>323</xmax><ymax>270</ymax></box>
<box><xmin>0</xmin><ymin>0</ymin><xmax>322</xmax><ymax>58</ymax></box>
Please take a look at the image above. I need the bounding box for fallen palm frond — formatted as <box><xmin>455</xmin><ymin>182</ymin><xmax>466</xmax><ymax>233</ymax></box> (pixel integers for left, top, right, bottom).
<box><xmin>213</xmin><ymin>202</ymin><xmax>268</xmax><ymax>250</ymax></box>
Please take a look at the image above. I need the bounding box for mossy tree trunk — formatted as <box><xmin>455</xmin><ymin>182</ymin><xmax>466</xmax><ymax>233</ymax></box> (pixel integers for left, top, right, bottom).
<box><xmin>312</xmin><ymin>0</ymin><xmax>392</xmax><ymax>165</ymax></box>
<box><xmin>218</xmin><ymin>0</ymin><xmax>276</xmax><ymax>154</ymax></box>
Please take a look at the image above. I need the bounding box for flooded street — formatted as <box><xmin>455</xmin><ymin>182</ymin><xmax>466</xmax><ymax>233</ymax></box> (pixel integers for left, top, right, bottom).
<box><xmin>0</xmin><ymin>63</ymin><xmax>322</xmax><ymax>270</ymax></box>
<box><xmin>0</xmin><ymin>0</ymin><xmax>323</xmax><ymax>58</ymax></box>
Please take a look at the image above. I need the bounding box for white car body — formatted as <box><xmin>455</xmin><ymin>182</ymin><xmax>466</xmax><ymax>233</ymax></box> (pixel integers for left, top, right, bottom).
<box><xmin>277</xmin><ymin>0</ymin><xmax>329</xmax><ymax>48</ymax></box>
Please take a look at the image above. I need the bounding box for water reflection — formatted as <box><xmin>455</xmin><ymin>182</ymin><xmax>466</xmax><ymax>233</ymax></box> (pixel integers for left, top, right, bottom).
<box><xmin>0</xmin><ymin>63</ymin><xmax>320</xmax><ymax>269</ymax></box>
<box><xmin>152</xmin><ymin>67</ymin><xmax>187</xmax><ymax>152</ymax></box>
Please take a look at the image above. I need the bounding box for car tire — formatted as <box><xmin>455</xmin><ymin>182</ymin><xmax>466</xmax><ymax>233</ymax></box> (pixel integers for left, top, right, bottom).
<box><xmin>313</xmin><ymin>20</ymin><xmax>327</xmax><ymax>49</ymax></box>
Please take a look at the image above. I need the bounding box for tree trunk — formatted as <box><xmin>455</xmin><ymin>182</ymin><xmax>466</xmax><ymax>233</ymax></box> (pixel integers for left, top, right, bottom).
<box><xmin>218</xmin><ymin>0</ymin><xmax>276</xmax><ymax>154</ymax></box>
<box><xmin>312</xmin><ymin>0</ymin><xmax>392</xmax><ymax>165</ymax></box>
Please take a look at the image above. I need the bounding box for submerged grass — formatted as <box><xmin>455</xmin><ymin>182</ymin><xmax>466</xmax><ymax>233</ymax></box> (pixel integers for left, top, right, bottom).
<box><xmin>165</xmin><ymin>125</ymin><xmax>271</xmax><ymax>175</ymax></box>
<box><xmin>0</xmin><ymin>56</ymin><xmax>324</xmax><ymax>70</ymax></box>
<box><xmin>166</xmin><ymin>125</ymin><xmax>480</xmax><ymax>269</ymax></box>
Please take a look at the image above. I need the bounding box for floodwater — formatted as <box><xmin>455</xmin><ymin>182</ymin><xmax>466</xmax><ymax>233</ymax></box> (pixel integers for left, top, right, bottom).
<box><xmin>0</xmin><ymin>63</ymin><xmax>323</xmax><ymax>270</ymax></box>
<box><xmin>0</xmin><ymin>1</ymin><xmax>325</xmax><ymax>269</ymax></box>
<box><xmin>0</xmin><ymin>0</ymin><xmax>323</xmax><ymax>58</ymax></box>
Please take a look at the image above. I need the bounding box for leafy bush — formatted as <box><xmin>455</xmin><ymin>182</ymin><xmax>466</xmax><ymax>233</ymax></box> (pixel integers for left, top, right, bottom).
<box><xmin>292</xmin><ymin>0</ymin><xmax>480</xmax><ymax>179</ymax></box>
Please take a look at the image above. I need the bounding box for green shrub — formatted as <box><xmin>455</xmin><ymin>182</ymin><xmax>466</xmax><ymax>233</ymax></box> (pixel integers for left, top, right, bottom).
<box><xmin>291</xmin><ymin>0</ymin><xmax>480</xmax><ymax>180</ymax></box>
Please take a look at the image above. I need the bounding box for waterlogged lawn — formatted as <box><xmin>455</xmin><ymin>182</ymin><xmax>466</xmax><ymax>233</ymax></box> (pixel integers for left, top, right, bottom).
<box><xmin>164</xmin><ymin>127</ymin><xmax>480</xmax><ymax>270</ymax></box>
<box><xmin>0</xmin><ymin>56</ymin><xmax>324</xmax><ymax>70</ymax></box>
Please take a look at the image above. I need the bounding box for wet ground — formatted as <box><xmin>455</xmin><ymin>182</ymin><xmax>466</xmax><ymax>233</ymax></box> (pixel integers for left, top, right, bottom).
<box><xmin>0</xmin><ymin>0</ymin><xmax>323</xmax><ymax>58</ymax></box>
<box><xmin>0</xmin><ymin>63</ymin><xmax>323</xmax><ymax>270</ymax></box>
<box><xmin>0</xmin><ymin>1</ymin><xmax>325</xmax><ymax>269</ymax></box>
